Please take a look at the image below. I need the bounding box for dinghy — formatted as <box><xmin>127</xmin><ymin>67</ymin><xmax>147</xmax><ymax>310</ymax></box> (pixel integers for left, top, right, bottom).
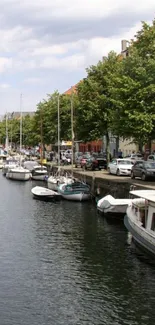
<box><xmin>31</xmin><ymin>186</ymin><xmax>61</xmax><ymax>201</ymax></box>
<box><xmin>97</xmin><ymin>195</ymin><xmax>132</xmax><ymax>215</ymax></box>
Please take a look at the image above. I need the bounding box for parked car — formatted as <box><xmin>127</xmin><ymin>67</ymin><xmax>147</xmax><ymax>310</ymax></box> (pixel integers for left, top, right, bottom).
<box><xmin>85</xmin><ymin>154</ymin><xmax>107</xmax><ymax>171</ymax></box>
<box><xmin>131</xmin><ymin>161</ymin><xmax>155</xmax><ymax>181</ymax></box>
<box><xmin>108</xmin><ymin>159</ymin><xmax>133</xmax><ymax>176</ymax></box>
<box><xmin>147</xmin><ymin>154</ymin><xmax>155</xmax><ymax>161</ymax></box>
<box><xmin>125</xmin><ymin>153</ymin><xmax>143</xmax><ymax>161</ymax></box>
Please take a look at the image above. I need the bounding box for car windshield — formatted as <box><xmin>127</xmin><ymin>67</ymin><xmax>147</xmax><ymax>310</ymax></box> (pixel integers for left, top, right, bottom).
<box><xmin>144</xmin><ymin>162</ymin><xmax>155</xmax><ymax>169</ymax></box>
<box><xmin>118</xmin><ymin>160</ymin><xmax>132</xmax><ymax>165</ymax></box>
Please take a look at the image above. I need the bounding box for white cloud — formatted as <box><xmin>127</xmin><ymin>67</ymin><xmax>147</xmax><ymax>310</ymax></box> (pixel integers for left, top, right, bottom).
<box><xmin>0</xmin><ymin>83</ymin><xmax>11</xmax><ymax>89</ymax></box>
<box><xmin>23</xmin><ymin>77</ymin><xmax>43</xmax><ymax>84</ymax></box>
<box><xmin>0</xmin><ymin>0</ymin><xmax>154</xmax><ymax>113</ymax></box>
<box><xmin>0</xmin><ymin>57</ymin><xmax>12</xmax><ymax>73</ymax></box>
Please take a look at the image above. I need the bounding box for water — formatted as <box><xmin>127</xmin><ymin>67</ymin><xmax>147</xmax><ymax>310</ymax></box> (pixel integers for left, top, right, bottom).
<box><xmin>0</xmin><ymin>173</ymin><xmax>155</xmax><ymax>325</ymax></box>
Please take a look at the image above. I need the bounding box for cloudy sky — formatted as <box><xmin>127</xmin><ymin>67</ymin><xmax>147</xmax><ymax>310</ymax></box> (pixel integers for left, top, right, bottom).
<box><xmin>0</xmin><ymin>0</ymin><xmax>154</xmax><ymax>114</ymax></box>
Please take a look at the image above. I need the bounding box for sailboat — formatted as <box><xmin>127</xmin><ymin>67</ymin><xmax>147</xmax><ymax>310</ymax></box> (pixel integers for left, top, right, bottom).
<box><xmin>6</xmin><ymin>94</ymin><xmax>31</xmax><ymax>181</ymax></box>
<box><xmin>57</xmin><ymin>89</ymin><xmax>91</xmax><ymax>201</ymax></box>
<box><xmin>47</xmin><ymin>94</ymin><xmax>73</xmax><ymax>190</ymax></box>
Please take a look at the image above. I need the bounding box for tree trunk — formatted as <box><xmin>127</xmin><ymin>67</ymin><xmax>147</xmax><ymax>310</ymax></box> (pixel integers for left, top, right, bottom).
<box><xmin>106</xmin><ymin>132</ymin><xmax>110</xmax><ymax>167</ymax></box>
<box><xmin>138</xmin><ymin>141</ymin><xmax>143</xmax><ymax>153</ymax></box>
<box><xmin>115</xmin><ymin>136</ymin><xmax>119</xmax><ymax>157</ymax></box>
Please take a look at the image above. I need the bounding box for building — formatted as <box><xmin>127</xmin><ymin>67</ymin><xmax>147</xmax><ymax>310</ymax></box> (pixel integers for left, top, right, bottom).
<box><xmin>9</xmin><ymin>111</ymin><xmax>35</xmax><ymax>120</ymax></box>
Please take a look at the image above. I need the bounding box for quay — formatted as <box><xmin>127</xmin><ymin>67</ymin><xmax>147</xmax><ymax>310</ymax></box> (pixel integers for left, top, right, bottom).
<box><xmin>48</xmin><ymin>164</ymin><xmax>155</xmax><ymax>198</ymax></box>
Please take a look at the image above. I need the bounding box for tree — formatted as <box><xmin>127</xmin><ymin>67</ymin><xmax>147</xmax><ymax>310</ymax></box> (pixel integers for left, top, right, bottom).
<box><xmin>76</xmin><ymin>52</ymin><xmax>122</xmax><ymax>161</ymax></box>
<box><xmin>111</xmin><ymin>20</ymin><xmax>155</xmax><ymax>151</ymax></box>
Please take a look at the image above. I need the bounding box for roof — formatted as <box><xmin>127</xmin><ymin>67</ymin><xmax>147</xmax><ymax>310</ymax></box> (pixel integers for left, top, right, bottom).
<box><xmin>130</xmin><ymin>190</ymin><xmax>155</xmax><ymax>203</ymax></box>
<box><xmin>63</xmin><ymin>80</ymin><xmax>82</xmax><ymax>95</ymax></box>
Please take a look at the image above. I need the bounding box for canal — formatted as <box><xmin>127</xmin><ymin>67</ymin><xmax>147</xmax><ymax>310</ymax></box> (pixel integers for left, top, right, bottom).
<box><xmin>0</xmin><ymin>173</ymin><xmax>155</xmax><ymax>325</ymax></box>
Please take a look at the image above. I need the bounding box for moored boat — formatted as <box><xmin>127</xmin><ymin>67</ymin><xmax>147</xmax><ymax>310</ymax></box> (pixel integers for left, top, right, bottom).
<box><xmin>6</xmin><ymin>166</ymin><xmax>31</xmax><ymax>181</ymax></box>
<box><xmin>97</xmin><ymin>194</ymin><xmax>132</xmax><ymax>216</ymax></box>
<box><xmin>31</xmin><ymin>186</ymin><xmax>61</xmax><ymax>201</ymax></box>
<box><xmin>58</xmin><ymin>181</ymin><xmax>91</xmax><ymax>201</ymax></box>
<box><xmin>31</xmin><ymin>165</ymin><xmax>48</xmax><ymax>181</ymax></box>
<box><xmin>124</xmin><ymin>189</ymin><xmax>155</xmax><ymax>257</ymax></box>
<box><xmin>2</xmin><ymin>158</ymin><xmax>19</xmax><ymax>176</ymax></box>
<box><xmin>47</xmin><ymin>174</ymin><xmax>74</xmax><ymax>191</ymax></box>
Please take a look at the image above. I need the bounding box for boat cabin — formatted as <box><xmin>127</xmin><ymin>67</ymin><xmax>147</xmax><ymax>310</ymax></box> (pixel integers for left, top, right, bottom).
<box><xmin>129</xmin><ymin>190</ymin><xmax>155</xmax><ymax>231</ymax></box>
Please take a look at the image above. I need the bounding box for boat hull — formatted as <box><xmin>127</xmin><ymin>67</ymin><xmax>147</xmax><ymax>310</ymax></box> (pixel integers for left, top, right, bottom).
<box><xmin>31</xmin><ymin>186</ymin><xmax>61</xmax><ymax>201</ymax></box>
<box><xmin>124</xmin><ymin>210</ymin><xmax>155</xmax><ymax>257</ymax></box>
<box><xmin>32</xmin><ymin>194</ymin><xmax>61</xmax><ymax>201</ymax></box>
<box><xmin>47</xmin><ymin>181</ymin><xmax>58</xmax><ymax>191</ymax></box>
<box><xmin>31</xmin><ymin>174</ymin><xmax>47</xmax><ymax>181</ymax></box>
<box><xmin>6</xmin><ymin>172</ymin><xmax>31</xmax><ymax>181</ymax></box>
<box><xmin>60</xmin><ymin>192</ymin><xmax>90</xmax><ymax>201</ymax></box>
<box><xmin>97</xmin><ymin>204</ymin><xmax>128</xmax><ymax>215</ymax></box>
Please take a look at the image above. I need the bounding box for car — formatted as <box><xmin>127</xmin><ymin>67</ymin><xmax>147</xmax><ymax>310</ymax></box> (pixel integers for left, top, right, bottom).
<box><xmin>147</xmin><ymin>154</ymin><xmax>155</xmax><ymax>161</ymax></box>
<box><xmin>131</xmin><ymin>161</ymin><xmax>155</xmax><ymax>181</ymax></box>
<box><xmin>85</xmin><ymin>154</ymin><xmax>107</xmax><ymax>171</ymax></box>
<box><xmin>108</xmin><ymin>159</ymin><xmax>133</xmax><ymax>176</ymax></box>
<box><xmin>125</xmin><ymin>153</ymin><xmax>143</xmax><ymax>161</ymax></box>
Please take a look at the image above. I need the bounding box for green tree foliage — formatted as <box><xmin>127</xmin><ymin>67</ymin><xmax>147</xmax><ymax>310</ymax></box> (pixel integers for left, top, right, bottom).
<box><xmin>76</xmin><ymin>52</ymin><xmax>121</xmax><ymax>142</ymax></box>
<box><xmin>111</xmin><ymin>19</ymin><xmax>155</xmax><ymax>150</ymax></box>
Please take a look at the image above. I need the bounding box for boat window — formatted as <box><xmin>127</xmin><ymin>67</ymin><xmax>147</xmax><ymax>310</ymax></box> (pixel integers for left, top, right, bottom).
<box><xmin>140</xmin><ymin>209</ymin><xmax>145</xmax><ymax>227</ymax></box>
<box><xmin>151</xmin><ymin>213</ymin><xmax>155</xmax><ymax>231</ymax></box>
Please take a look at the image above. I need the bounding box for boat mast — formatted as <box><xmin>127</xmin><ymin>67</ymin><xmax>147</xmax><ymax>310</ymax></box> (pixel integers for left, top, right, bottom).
<box><xmin>57</xmin><ymin>94</ymin><xmax>60</xmax><ymax>172</ymax></box>
<box><xmin>5</xmin><ymin>112</ymin><xmax>9</xmax><ymax>152</ymax></box>
<box><xmin>71</xmin><ymin>88</ymin><xmax>74</xmax><ymax>178</ymax></box>
<box><xmin>19</xmin><ymin>93</ymin><xmax>22</xmax><ymax>166</ymax></box>
<box><xmin>40</xmin><ymin>107</ymin><xmax>43</xmax><ymax>165</ymax></box>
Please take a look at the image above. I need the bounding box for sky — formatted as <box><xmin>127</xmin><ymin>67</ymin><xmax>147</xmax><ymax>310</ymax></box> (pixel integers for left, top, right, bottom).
<box><xmin>0</xmin><ymin>0</ymin><xmax>155</xmax><ymax>114</ymax></box>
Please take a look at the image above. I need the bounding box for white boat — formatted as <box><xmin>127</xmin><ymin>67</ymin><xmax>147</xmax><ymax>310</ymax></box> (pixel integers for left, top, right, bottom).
<box><xmin>2</xmin><ymin>158</ymin><xmax>19</xmax><ymax>175</ymax></box>
<box><xmin>23</xmin><ymin>160</ymin><xmax>39</xmax><ymax>171</ymax></box>
<box><xmin>58</xmin><ymin>182</ymin><xmax>91</xmax><ymax>201</ymax></box>
<box><xmin>31</xmin><ymin>165</ymin><xmax>48</xmax><ymax>180</ymax></box>
<box><xmin>124</xmin><ymin>189</ymin><xmax>155</xmax><ymax>257</ymax></box>
<box><xmin>97</xmin><ymin>195</ymin><xmax>132</xmax><ymax>215</ymax></box>
<box><xmin>6</xmin><ymin>166</ymin><xmax>31</xmax><ymax>181</ymax></box>
<box><xmin>31</xmin><ymin>186</ymin><xmax>61</xmax><ymax>201</ymax></box>
<box><xmin>47</xmin><ymin>174</ymin><xmax>73</xmax><ymax>191</ymax></box>
<box><xmin>6</xmin><ymin>94</ymin><xmax>31</xmax><ymax>181</ymax></box>
<box><xmin>0</xmin><ymin>158</ymin><xmax>4</xmax><ymax>169</ymax></box>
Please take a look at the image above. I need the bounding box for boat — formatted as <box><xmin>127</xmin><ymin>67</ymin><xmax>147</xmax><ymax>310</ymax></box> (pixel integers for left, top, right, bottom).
<box><xmin>6</xmin><ymin>166</ymin><xmax>31</xmax><ymax>181</ymax></box>
<box><xmin>23</xmin><ymin>160</ymin><xmax>39</xmax><ymax>171</ymax></box>
<box><xmin>2</xmin><ymin>158</ymin><xmax>19</xmax><ymax>175</ymax></box>
<box><xmin>31</xmin><ymin>165</ymin><xmax>48</xmax><ymax>181</ymax></box>
<box><xmin>58</xmin><ymin>181</ymin><xmax>91</xmax><ymax>201</ymax></box>
<box><xmin>31</xmin><ymin>186</ymin><xmax>61</xmax><ymax>201</ymax></box>
<box><xmin>124</xmin><ymin>189</ymin><xmax>155</xmax><ymax>257</ymax></box>
<box><xmin>47</xmin><ymin>173</ymin><xmax>73</xmax><ymax>191</ymax></box>
<box><xmin>6</xmin><ymin>94</ymin><xmax>31</xmax><ymax>181</ymax></box>
<box><xmin>97</xmin><ymin>194</ymin><xmax>132</xmax><ymax>215</ymax></box>
<box><xmin>0</xmin><ymin>158</ymin><xmax>4</xmax><ymax>169</ymax></box>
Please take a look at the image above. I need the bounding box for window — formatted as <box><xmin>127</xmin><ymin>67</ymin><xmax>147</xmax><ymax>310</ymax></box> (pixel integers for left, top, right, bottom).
<box><xmin>151</xmin><ymin>213</ymin><xmax>155</xmax><ymax>231</ymax></box>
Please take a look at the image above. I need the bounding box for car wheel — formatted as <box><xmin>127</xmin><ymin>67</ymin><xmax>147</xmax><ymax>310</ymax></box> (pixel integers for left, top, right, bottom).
<box><xmin>131</xmin><ymin>171</ymin><xmax>135</xmax><ymax>179</ymax></box>
<box><xmin>141</xmin><ymin>173</ymin><xmax>146</xmax><ymax>181</ymax></box>
<box><xmin>116</xmin><ymin>169</ymin><xmax>120</xmax><ymax>176</ymax></box>
<box><xmin>107</xmin><ymin>167</ymin><xmax>111</xmax><ymax>174</ymax></box>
